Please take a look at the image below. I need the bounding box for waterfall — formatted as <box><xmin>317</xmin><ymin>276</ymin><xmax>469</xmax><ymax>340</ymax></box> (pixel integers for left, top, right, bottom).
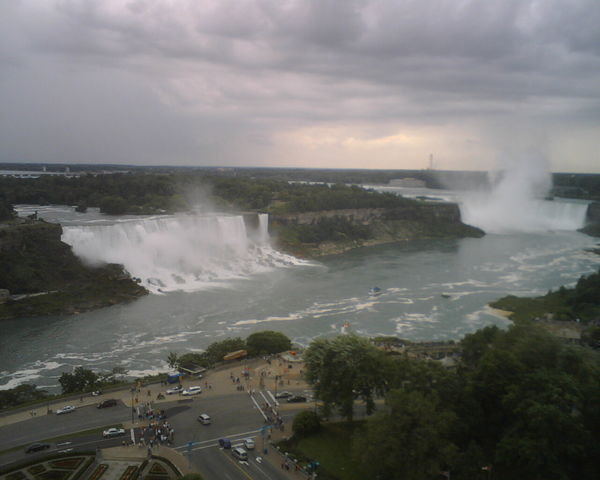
<box><xmin>62</xmin><ymin>213</ymin><xmax>302</xmax><ymax>293</ymax></box>
<box><xmin>257</xmin><ymin>213</ymin><xmax>270</xmax><ymax>244</ymax></box>
<box><xmin>460</xmin><ymin>197</ymin><xmax>589</xmax><ymax>234</ymax></box>
<box><xmin>458</xmin><ymin>156</ymin><xmax>590</xmax><ymax>234</ymax></box>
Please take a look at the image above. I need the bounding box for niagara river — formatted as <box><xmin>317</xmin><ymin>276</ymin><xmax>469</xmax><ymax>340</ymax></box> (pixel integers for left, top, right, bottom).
<box><xmin>2</xmin><ymin>187</ymin><xmax>599</xmax><ymax>392</ymax></box>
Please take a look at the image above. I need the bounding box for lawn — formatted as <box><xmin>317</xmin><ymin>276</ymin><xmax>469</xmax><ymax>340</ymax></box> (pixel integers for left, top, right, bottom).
<box><xmin>277</xmin><ymin>422</ymin><xmax>368</xmax><ymax>480</ymax></box>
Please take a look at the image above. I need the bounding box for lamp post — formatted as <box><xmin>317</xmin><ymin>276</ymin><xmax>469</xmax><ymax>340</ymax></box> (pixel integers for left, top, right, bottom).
<box><xmin>131</xmin><ymin>388</ymin><xmax>135</xmax><ymax>424</ymax></box>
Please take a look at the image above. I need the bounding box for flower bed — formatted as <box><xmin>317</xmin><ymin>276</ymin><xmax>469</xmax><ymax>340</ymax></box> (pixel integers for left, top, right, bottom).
<box><xmin>37</xmin><ymin>471</ymin><xmax>72</xmax><ymax>480</ymax></box>
<box><xmin>148</xmin><ymin>463</ymin><xmax>168</xmax><ymax>475</ymax></box>
<box><xmin>87</xmin><ymin>464</ymin><xmax>108</xmax><ymax>480</ymax></box>
<box><xmin>27</xmin><ymin>465</ymin><xmax>46</xmax><ymax>475</ymax></box>
<box><xmin>118</xmin><ymin>466</ymin><xmax>138</xmax><ymax>480</ymax></box>
<box><xmin>48</xmin><ymin>458</ymin><xmax>84</xmax><ymax>470</ymax></box>
<box><xmin>6</xmin><ymin>472</ymin><xmax>27</xmax><ymax>480</ymax></box>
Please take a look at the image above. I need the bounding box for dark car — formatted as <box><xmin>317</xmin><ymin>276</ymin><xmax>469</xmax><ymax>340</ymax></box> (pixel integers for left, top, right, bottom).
<box><xmin>287</xmin><ymin>395</ymin><xmax>307</xmax><ymax>403</ymax></box>
<box><xmin>97</xmin><ymin>399</ymin><xmax>118</xmax><ymax>408</ymax></box>
<box><xmin>218</xmin><ymin>438</ymin><xmax>232</xmax><ymax>449</ymax></box>
<box><xmin>25</xmin><ymin>443</ymin><xmax>50</xmax><ymax>454</ymax></box>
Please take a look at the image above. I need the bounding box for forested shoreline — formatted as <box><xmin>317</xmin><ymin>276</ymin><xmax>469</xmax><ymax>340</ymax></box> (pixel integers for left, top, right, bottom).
<box><xmin>490</xmin><ymin>269</ymin><xmax>600</xmax><ymax>347</ymax></box>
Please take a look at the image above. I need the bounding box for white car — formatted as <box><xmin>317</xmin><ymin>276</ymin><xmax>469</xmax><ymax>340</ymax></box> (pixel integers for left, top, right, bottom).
<box><xmin>103</xmin><ymin>427</ymin><xmax>125</xmax><ymax>438</ymax></box>
<box><xmin>243</xmin><ymin>438</ymin><xmax>255</xmax><ymax>450</ymax></box>
<box><xmin>56</xmin><ymin>405</ymin><xmax>76</xmax><ymax>415</ymax></box>
<box><xmin>182</xmin><ymin>386</ymin><xmax>202</xmax><ymax>396</ymax></box>
<box><xmin>166</xmin><ymin>385</ymin><xmax>183</xmax><ymax>395</ymax></box>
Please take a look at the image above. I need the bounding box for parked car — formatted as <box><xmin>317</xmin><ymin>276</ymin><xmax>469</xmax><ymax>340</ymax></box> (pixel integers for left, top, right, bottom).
<box><xmin>243</xmin><ymin>438</ymin><xmax>255</xmax><ymax>450</ymax></box>
<box><xmin>274</xmin><ymin>391</ymin><xmax>292</xmax><ymax>399</ymax></box>
<box><xmin>97</xmin><ymin>399</ymin><xmax>118</xmax><ymax>409</ymax></box>
<box><xmin>166</xmin><ymin>385</ymin><xmax>183</xmax><ymax>395</ymax></box>
<box><xmin>218</xmin><ymin>438</ymin><xmax>232</xmax><ymax>449</ymax></box>
<box><xmin>56</xmin><ymin>405</ymin><xmax>76</xmax><ymax>415</ymax></box>
<box><xmin>91</xmin><ymin>390</ymin><xmax>102</xmax><ymax>396</ymax></box>
<box><xmin>287</xmin><ymin>395</ymin><xmax>307</xmax><ymax>403</ymax></box>
<box><xmin>198</xmin><ymin>414</ymin><xmax>211</xmax><ymax>425</ymax></box>
<box><xmin>182</xmin><ymin>386</ymin><xmax>202</xmax><ymax>396</ymax></box>
<box><xmin>103</xmin><ymin>427</ymin><xmax>126</xmax><ymax>438</ymax></box>
<box><xmin>25</xmin><ymin>443</ymin><xmax>50</xmax><ymax>454</ymax></box>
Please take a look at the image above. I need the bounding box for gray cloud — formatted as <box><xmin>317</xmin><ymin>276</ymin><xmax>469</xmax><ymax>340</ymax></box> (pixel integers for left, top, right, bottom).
<box><xmin>0</xmin><ymin>0</ymin><xmax>599</xmax><ymax>171</ymax></box>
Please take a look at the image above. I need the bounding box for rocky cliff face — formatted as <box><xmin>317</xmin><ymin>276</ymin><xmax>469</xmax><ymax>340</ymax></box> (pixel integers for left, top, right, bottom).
<box><xmin>271</xmin><ymin>203</ymin><xmax>484</xmax><ymax>257</ymax></box>
<box><xmin>0</xmin><ymin>218</ymin><xmax>147</xmax><ymax>319</ymax></box>
<box><xmin>579</xmin><ymin>202</ymin><xmax>600</xmax><ymax>237</ymax></box>
<box><xmin>586</xmin><ymin>202</ymin><xmax>600</xmax><ymax>224</ymax></box>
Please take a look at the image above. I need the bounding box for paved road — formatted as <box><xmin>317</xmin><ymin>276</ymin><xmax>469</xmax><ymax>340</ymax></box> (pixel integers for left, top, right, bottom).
<box><xmin>0</xmin><ymin>357</ymin><xmax>312</xmax><ymax>480</ymax></box>
<box><xmin>0</xmin><ymin>402</ymin><xmax>130</xmax><ymax>451</ymax></box>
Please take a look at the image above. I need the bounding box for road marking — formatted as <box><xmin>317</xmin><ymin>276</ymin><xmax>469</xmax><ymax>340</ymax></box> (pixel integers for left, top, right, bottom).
<box><xmin>266</xmin><ymin>391</ymin><xmax>278</xmax><ymax>406</ymax></box>
<box><xmin>250</xmin><ymin>458</ymin><xmax>278</xmax><ymax>480</ymax></box>
<box><xmin>173</xmin><ymin>429</ymin><xmax>261</xmax><ymax>451</ymax></box>
<box><xmin>258</xmin><ymin>391</ymin><xmax>271</xmax><ymax>407</ymax></box>
<box><xmin>221</xmin><ymin>450</ymin><xmax>253</xmax><ymax>480</ymax></box>
<box><xmin>249</xmin><ymin>395</ymin><xmax>268</xmax><ymax>421</ymax></box>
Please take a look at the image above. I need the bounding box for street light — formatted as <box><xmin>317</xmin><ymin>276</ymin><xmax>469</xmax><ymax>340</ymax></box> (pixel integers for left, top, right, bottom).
<box><xmin>131</xmin><ymin>388</ymin><xmax>135</xmax><ymax>424</ymax></box>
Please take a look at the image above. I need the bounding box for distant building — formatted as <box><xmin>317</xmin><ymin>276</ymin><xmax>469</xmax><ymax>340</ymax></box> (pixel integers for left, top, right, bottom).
<box><xmin>0</xmin><ymin>169</ymin><xmax>81</xmax><ymax>179</ymax></box>
<box><xmin>389</xmin><ymin>177</ymin><xmax>426</xmax><ymax>188</ymax></box>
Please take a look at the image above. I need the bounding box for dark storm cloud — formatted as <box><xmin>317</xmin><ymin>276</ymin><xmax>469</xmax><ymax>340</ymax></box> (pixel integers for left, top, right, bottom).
<box><xmin>0</xmin><ymin>0</ymin><xmax>599</xmax><ymax>170</ymax></box>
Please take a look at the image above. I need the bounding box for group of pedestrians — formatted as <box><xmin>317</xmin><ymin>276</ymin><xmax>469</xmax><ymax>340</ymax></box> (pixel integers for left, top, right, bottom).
<box><xmin>261</xmin><ymin>399</ymin><xmax>286</xmax><ymax>433</ymax></box>
<box><xmin>139</xmin><ymin>420</ymin><xmax>175</xmax><ymax>447</ymax></box>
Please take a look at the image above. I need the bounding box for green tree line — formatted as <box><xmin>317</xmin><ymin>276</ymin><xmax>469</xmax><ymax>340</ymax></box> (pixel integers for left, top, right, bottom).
<box><xmin>299</xmin><ymin>324</ymin><xmax>600</xmax><ymax>480</ymax></box>
<box><xmin>491</xmin><ymin>268</ymin><xmax>600</xmax><ymax>330</ymax></box>
<box><xmin>168</xmin><ymin>330</ymin><xmax>292</xmax><ymax>370</ymax></box>
<box><xmin>0</xmin><ymin>331</ymin><xmax>291</xmax><ymax>408</ymax></box>
<box><xmin>0</xmin><ymin>173</ymin><xmax>417</xmax><ymax>216</ymax></box>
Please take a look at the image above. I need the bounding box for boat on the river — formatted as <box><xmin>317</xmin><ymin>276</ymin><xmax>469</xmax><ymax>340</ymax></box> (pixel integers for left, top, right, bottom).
<box><xmin>368</xmin><ymin>286</ymin><xmax>382</xmax><ymax>297</ymax></box>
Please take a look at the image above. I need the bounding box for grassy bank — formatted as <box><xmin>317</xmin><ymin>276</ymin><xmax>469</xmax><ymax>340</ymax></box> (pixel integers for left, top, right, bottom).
<box><xmin>276</xmin><ymin>422</ymin><xmax>367</xmax><ymax>480</ymax></box>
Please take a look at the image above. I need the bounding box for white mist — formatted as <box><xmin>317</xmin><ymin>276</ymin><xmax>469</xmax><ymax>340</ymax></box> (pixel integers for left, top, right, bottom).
<box><xmin>459</xmin><ymin>155</ymin><xmax>588</xmax><ymax>233</ymax></box>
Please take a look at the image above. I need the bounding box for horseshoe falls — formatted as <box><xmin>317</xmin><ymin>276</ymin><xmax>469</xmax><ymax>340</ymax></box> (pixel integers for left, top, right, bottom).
<box><xmin>459</xmin><ymin>196</ymin><xmax>589</xmax><ymax>234</ymax></box>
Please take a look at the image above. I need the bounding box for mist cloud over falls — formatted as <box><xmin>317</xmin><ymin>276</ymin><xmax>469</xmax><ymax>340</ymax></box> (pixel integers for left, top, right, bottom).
<box><xmin>459</xmin><ymin>157</ymin><xmax>589</xmax><ymax>233</ymax></box>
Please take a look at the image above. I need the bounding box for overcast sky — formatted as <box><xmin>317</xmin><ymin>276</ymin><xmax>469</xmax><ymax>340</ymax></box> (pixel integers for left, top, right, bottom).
<box><xmin>1</xmin><ymin>0</ymin><xmax>598</xmax><ymax>172</ymax></box>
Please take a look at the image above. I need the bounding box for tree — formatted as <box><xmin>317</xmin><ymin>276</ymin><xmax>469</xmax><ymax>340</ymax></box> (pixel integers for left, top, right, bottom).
<box><xmin>205</xmin><ymin>337</ymin><xmax>246</xmax><ymax>364</ymax></box>
<box><xmin>246</xmin><ymin>331</ymin><xmax>292</xmax><ymax>356</ymax></box>
<box><xmin>0</xmin><ymin>384</ymin><xmax>48</xmax><ymax>409</ymax></box>
<box><xmin>460</xmin><ymin>325</ymin><xmax>501</xmax><ymax>369</ymax></box>
<box><xmin>98</xmin><ymin>196</ymin><xmax>127</xmax><ymax>215</ymax></box>
<box><xmin>0</xmin><ymin>198</ymin><xmax>15</xmax><ymax>221</ymax></box>
<box><xmin>167</xmin><ymin>351</ymin><xmax>179</xmax><ymax>369</ymax></box>
<box><xmin>58</xmin><ymin>367</ymin><xmax>99</xmax><ymax>394</ymax></box>
<box><xmin>292</xmin><ymin>410</ymin><xmax>321</xmax><ymax>437</ymax></box>
<box><xmin>304</xmin><ymin>334</ymin><xmax>387</xmax><ymax>420</ymax></box>
<box><xmin>357</xmin><ymin>390</ymin><xmax>456</xmax><ymax>480</ymax></box>
<box><xmin>110</xmin><ymin>366</ymin><xmax>128</xmax><ymax>382</ymax></box>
